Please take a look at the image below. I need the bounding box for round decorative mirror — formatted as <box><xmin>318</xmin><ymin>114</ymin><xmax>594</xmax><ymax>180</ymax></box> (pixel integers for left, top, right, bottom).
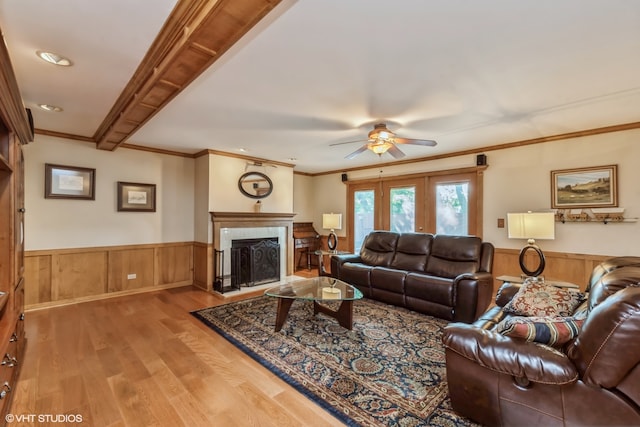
<box><xmin>238</xmin><ymin>172</ymin><xmax>273</xmax><ymax>199</ymax></box>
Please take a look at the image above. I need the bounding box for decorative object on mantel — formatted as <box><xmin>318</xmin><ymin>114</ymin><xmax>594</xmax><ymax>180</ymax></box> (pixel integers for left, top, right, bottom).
<box><xmin>322</xmin><ymin>212</ymin><xmax>342</xmax><ymax>251</ymax></box>
<box><xmin>254</xmin><ymin>200</ymin><xmax>262</xmax><ymax>212</ymax></box>
<box><xmin>554</xmin><ymin>207</ymin><xmax>637</xmax><ymax>224</ymax></box>
<box><xmin>507</xmin><ymin>211</ymin><xmax>555</xmax><ymax>277</ymax></box>
<box><xmin>551</xmin><ymin>164</ymin><xmax>617</xmax><ymax>209</ymax></box>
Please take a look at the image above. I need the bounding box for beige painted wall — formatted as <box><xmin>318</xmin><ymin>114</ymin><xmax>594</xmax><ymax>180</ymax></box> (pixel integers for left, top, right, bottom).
<box><xmin>310</xmin><ymin>128</ymin><xmax>640</xmax><ymax>257</ymax></box>
<box><xmin>23</xmin><ymin>135</ymin><xmax>195</xmax><ymax>250</ymax></box>
<box><xmin>292</xmin><ymin>173</ymin><xmax>315</xmax><ymax>222</ymax></box>
<box><xmin>208</xmin><ymin>153</ymin><xmax>294</xmax><ymax>214</ymax></box>
<box><xmin>194</xmin><ymin>154</ymin><xmax>210</xmax><ymax>243</ymax></box>
<box><xmin>23</xmin><ymin>128</ymin><xmax>640</xmax><ymax>258</ymax></box>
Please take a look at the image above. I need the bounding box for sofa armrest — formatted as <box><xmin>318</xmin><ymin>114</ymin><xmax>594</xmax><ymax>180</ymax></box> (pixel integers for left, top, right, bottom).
<box><xmin>453</xmin><ymin>272</ymin><xmax>494</xmax><ymax>322</ymax></box>
<box><xmin>442</xmin><ymin>323</ymin><xmax>578</xmax><ymax>385</ymax></box>
<box><xmin>330</xmin><ymin>253</ymin><xmax>362</xmax><ymax>278</ymax></box>
<box><xmin>495</xmin><ymin>282</ymin><xmax>523</xmax><ymax>307</ymax></box>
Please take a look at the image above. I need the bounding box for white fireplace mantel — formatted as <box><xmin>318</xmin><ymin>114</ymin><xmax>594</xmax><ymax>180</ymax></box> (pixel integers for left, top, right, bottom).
<box><xmin>210</xmin><ymin>212</ymin><xmax>296</xmax><ymax>277</ymax></box>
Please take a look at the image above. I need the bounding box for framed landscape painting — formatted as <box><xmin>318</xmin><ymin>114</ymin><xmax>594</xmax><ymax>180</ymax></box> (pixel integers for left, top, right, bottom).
<box><xmin>551</xmin><ymin>165</ymin><xmax>617</xmax><ymax>209</ymax></box>
<box><xmin>45</xmin><ymin>163</ymin><xmax>95</xmax><ymax>200</ymax></box>
<box><xmin>117</xmin><ymin>182</ymin><xmax>156</xmax><ymax>212</ymax></box>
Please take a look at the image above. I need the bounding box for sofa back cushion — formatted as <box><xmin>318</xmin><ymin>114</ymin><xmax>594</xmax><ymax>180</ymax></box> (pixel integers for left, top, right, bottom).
<box><xmin>586</xmin><ymin>256</ymin><xmax>640</xmax><ymax>292</ymax></box>
<box><xmin>390</xmin><ymin>233</ymin><xmax>433</xmax><ymax>271</ymax></box>
<box><xmin>567</xmin><ymin>285</ymin><xmax>640</xmax><ymax>389</ymax></box>
<box><xmin>360</xmin><ymin>231</ymin><xmax>399</xmax><ymax>267</ymax></box>
<box><xmin>425</xmin><ymin>235</ymin><xmax>482</xmax><ymax>278</ymax></box>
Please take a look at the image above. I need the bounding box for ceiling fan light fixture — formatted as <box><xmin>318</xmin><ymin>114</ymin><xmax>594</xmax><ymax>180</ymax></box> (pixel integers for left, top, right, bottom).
<box><xmin>368</xmin><ymin>140</ymin><xmax>393</xmax><ymax>155</ymax></box>
<box><xmin>368</xmin><ymin>123</ymin><xmax>395</xmax><ymax>141</ymax></box>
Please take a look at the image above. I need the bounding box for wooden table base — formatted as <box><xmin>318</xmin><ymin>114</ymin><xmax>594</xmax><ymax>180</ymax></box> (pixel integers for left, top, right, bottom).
<box><xmin>273</xmin><ymin>299</ymin><xmax>355</xmax><ymax>332</ymax></box>
<box><xmin>314</xmin><ymin>300</ymin><xmax>354</xmax><ymax>330</ymax></box>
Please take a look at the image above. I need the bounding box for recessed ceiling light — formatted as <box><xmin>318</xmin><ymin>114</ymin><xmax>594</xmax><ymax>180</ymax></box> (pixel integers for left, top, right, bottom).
<box><xmin>36</xmin><ymin>50</ymin><xmax>73</xmax><ymax>66</ymax></box>
<box><xmin>38</xmin><ymin>104</ymin><xmax>63</xmax><ymax>112</ymax></box>
<box><xmin>239</xmin><ymin>148</ymin><xmax>248</xmax><ymax>152</ymax></box>
<box><xmin>288</xmin><ymin>158</ymin><xmax>297</xmax><ymax>162</ymax></box>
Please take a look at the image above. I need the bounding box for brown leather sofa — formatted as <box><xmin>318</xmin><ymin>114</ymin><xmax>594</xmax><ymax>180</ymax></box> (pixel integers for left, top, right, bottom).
<box><xmin>330</xmin><ymin>231</ymin><xmax>495</xmax><ymax>323</ymax></box>
<box><xmin>442</xmin><ymin>257</ymin><xmax>640</xmax><ymax>426</ymax></box>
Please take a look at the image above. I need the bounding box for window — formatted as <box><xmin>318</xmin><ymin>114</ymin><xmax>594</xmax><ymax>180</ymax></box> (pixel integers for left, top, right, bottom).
<box><xmin>346</xmin><ymin>167</ymin><xmax>484</xmax><ymax>251</ymax></box>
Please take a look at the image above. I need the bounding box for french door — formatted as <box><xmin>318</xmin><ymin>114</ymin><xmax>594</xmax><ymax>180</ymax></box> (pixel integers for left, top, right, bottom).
<box><xmin>347</xmin><ymin>169</ymin><xmax>481</xmax><ymax>252</ymax></box>
<box><xmin>348</xmin><ymin>178</ymin><xmax>424</xmax><ymax>252</ymax></box>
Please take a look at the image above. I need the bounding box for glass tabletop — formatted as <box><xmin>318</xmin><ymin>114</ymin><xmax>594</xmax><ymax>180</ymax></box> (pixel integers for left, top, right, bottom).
<box><xmin>264</xmin><ymin>276</ymin><xmax>363</xmax><ymax>301</ymax></box>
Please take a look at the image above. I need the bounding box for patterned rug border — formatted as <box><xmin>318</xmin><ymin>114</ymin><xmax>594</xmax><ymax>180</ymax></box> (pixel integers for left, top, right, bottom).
<box><xmin>191</xmin><ymin>297</ymin><xmax>357</xmax><ymax>426</ymax></box>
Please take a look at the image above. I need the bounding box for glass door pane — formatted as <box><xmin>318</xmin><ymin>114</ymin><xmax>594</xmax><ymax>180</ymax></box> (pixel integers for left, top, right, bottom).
<box><xmin>435</xmin><ymin>182</ymin><xmax>469</xmax><ymax>235</ymax></box>
<box><xmin>389</xmin><ymin>186</ymin><xmax>416</xmax><ymax>233</ymax></box>
<box><xmin>354</xmin><ymin>189</ymin><xmax>375</xmax><ymax>252</ymax></box>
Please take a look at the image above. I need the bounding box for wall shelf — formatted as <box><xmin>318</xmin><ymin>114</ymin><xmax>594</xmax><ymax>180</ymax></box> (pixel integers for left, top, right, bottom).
<box><xmin>555</xmin><ymin>207</ymin><xmax>636</xmax><ymax>224</ymax></box>
<box><xmin>557</xmin><ymin>218</ymin><xmax>637</xmax><ymax>224</ymax></box>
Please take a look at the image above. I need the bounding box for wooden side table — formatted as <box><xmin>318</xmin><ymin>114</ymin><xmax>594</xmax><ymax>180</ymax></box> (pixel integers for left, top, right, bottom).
<box><xmin>314</xmin><ymin>250</ymin><xmax>349</xmax><ymax>276</ymax></box>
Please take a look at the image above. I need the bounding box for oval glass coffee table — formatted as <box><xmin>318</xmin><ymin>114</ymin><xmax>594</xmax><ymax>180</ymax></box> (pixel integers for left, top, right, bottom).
<box><xmin>264</xmin><ymin>276</ymin><xmax>363</xmax><ymax>332</ymax></box>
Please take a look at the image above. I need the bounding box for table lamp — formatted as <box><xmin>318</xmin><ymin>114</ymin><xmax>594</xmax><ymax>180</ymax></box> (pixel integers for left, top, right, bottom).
<box><xmin>507</xmin><ymin>211</ymin><xmax>555</xmax><ymax>277</ymax></box>
<box><xmin>322</xmin><ymin>213</ymin><xmax>342</xmax><ymax>251</ymax></box>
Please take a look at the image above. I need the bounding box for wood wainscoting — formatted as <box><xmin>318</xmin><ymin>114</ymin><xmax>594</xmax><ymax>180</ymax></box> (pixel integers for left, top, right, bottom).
<box><xmin>25</xmin><ymin>241</ymin><xmax>194</xmax><ymax>310</ymax></box>
<box><xmin>493</xmin><ymin>248</ymin><xmax>611</xmax><ymax>293</ymax></box>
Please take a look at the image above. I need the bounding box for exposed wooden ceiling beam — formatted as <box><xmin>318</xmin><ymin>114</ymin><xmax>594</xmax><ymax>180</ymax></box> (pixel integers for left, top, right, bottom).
<box><xmin>94</xmin><ymin>0</ymin><xmax>282</xmax><ymax>151</ymax></box>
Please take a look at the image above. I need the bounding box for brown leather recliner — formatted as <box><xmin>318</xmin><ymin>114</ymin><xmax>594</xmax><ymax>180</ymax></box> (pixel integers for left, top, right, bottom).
<box><xmin>442</xmin><ymin>257</ymin><xmax>640</xmax><ymax>426</ymax></box>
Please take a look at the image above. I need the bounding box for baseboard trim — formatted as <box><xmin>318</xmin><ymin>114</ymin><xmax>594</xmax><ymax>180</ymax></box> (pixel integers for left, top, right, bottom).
<box><xmin>25</xmin><ymin>281</ymin><xmax>192</xmax><ymax>312</ymax></box>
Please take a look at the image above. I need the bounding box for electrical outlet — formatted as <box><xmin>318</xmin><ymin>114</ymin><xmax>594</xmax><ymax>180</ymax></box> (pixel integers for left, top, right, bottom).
<box><xmin>127</xmin><ymin>273</ymin><xmax>137</xmax><ymax>280</ymax></box>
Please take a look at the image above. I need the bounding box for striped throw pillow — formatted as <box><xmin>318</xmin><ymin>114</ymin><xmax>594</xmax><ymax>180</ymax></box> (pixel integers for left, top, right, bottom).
<box><xmin>496</xmin><ymin>316</ymin><xmax>585</xmax><ymax>347</ymax></box>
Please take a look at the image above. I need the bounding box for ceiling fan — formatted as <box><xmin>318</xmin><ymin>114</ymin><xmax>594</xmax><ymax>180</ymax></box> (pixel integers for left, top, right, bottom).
<box><xmin>331</xmin><ymin>123</ymin><xmax>437</xmax><ymax>159</ymax></box>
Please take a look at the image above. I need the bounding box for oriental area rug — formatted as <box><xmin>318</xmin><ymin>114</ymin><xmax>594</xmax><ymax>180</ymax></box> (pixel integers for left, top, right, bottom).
<box><xmin>191</xmin><ymin>296</ymin><xmax>478</xmax><ymax>427</ymax></box>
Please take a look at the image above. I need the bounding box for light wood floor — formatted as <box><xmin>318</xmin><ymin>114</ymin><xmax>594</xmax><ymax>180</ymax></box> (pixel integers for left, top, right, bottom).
<box><xmin>11</xmin><ymin>273</ymin><xmax>343</xmax><ymax>426</ymax></box>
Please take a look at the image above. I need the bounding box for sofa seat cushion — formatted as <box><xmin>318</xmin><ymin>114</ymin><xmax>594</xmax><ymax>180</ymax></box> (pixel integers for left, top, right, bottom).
<box><xmin>496</xmin><ymin>316</ymin><xmax>586</xmax><ymax>347</ymax></box>
<box><xmin>370</xmin><ymin>267</ymin><xmax>407</xmax><ymax>293</ymax></box>
<box><xmin>370</xmin><ymin>267</ymin><xmax>407</xmax><ymax>306</ymax></box>
<box><xmin>503</xmin><ymin>280</ymin><xmax>586</xmax><ymax>317</ymax></box>
<box><xmin>405</xmin><ymin>273</ymin><xmax>454</xmax><ymax>307</ymax></box>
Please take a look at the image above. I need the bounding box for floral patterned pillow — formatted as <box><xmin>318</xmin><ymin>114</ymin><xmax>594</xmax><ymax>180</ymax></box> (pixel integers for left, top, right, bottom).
<box><xmin>503</xmin><ymin>280</ymin><xmax>586</xmax><ymax>317</ymax></box>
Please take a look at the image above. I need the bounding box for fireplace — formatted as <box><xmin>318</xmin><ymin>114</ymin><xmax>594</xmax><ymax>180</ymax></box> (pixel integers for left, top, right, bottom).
<box><xmin>210</xmin><ymin>212</ymin><xmax>296</xmax><ymax>293</ymax></box>
<box><xmin>231</xmin><ymin>237</ymin><xmax>280</xmax><ymax>287</ymax></box>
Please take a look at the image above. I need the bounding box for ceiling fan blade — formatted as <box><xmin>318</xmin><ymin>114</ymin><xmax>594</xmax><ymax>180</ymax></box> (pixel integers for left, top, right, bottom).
<box><xmin>329</xmin><ymin>139</ymin><xmax>369</xmax><ymax>147</ymax></box>
<box><xmin>387</xmin><ymin>144</ymin><xmax>406</xmax><ymax>159</ymax></box>
<box><xmin>345</xmin><ymin>145</ymin><xmax>369</xmax><ymax>159</ymax></box>
<box><xmin>394</xmin><ymin>137</ymin><xmax>437</xmax><ymax>146</ymax></box>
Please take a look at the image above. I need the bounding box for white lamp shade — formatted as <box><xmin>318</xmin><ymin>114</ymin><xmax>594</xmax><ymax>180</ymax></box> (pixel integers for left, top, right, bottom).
<box><xmin>507</xmin><ymin>212</ymin><xmax>555</xmax><ymax>240</ymax></box>
<box><xmin>322</xmin><ymin>213</ymin><xmax>342</xmax><ymax>230</ymax></box>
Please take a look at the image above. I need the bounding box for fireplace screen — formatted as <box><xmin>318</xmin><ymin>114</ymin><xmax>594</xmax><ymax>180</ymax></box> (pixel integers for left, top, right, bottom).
<box><xmin>231</xmin><ymin>238</ymin><xmax>280</xmax><ymax>287</ymax></box>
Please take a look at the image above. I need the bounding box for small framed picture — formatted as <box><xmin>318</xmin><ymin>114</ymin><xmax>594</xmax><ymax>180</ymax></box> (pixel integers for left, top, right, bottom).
<box><xmin>45</xmin><ymin>164</ymin><xmax>96</xmax><ymax>200</ymax></box>
<box><xmin>117</xmin><ymin>182</ymin><xmax>156</xmax><ymax>212</ymax></box>
<box><xmin>551</xmin><ymin>164</ymin><xmax>618</xmax><ymax>209</ymax></box>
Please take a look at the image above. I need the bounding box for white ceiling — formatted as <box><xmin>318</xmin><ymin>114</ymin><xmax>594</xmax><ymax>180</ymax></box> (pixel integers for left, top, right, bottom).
<box><xmin>1</xmin><ymin>0</ymin><xmax>639</xmax><ymax>174</ymax></box>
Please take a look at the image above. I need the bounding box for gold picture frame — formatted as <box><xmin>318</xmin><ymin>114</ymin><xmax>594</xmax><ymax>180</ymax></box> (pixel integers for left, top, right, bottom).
<box><xmin>45</xmin><ymin>163</ymin><xmax>96</xmax><ymax>200</ymax></box>
<box><xmin>551</xmin><ymin>164</ymin><xmax>618</xmax><ymax>209</ymax></box>
<box><xmin>117</xmin><ymin>182</ymin><xmax>156</xmax><ymax>212</ymax></box>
